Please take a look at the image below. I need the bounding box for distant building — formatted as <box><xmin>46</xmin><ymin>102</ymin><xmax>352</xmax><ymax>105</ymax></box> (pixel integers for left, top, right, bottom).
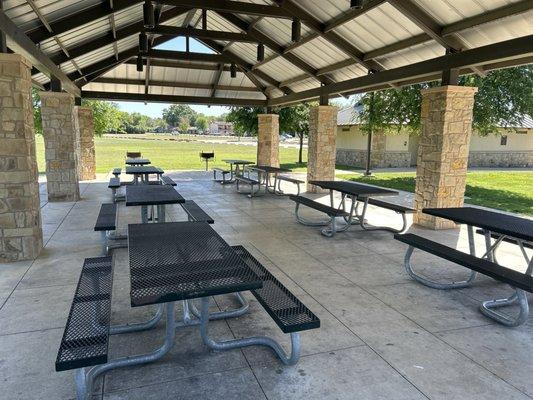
<box><xmin>336</xmin><ymin>106</ymin><xmax>533</xmax><ymax>168</ymax></box>
<box><xmin>210</xmin><ymin>121</ymin><xmax>234</xmax><ymax>135</ymax></box>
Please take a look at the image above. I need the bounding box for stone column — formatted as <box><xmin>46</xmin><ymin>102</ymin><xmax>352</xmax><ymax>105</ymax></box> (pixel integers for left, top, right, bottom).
<box><xmin>0</xmin><ymin>54</ymin><xmax>43</xmax><ymax>262</ymax></box>
<box><xmin>414</xmin><ymin>85</ymin><xmax>478</xmax><ymax>229</ymax></box>
<box><xmin>76</xmin><ymin>107</ymin><xmax>96</xmax><ymax>180</ymax></box>
<box><xmin>307</xmin><ymin>105</ymin><xmax>337</xmax><ymax>193</ymax></box>
<box><xmin>257</xmin><ymin>114</ymin><xmax>279</xmax><ymax>167</ymax></box>
<box><xmin>40</xmin><ymin>92</ymin><xmax>80</xmax><ymax>202</ymax></box>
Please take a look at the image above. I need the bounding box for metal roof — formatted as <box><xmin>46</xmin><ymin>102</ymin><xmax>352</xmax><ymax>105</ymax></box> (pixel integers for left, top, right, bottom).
<box><xmin>1</xmin><ymin>0</ymin><xmax>532</xmax><ymax>106</ymax></box>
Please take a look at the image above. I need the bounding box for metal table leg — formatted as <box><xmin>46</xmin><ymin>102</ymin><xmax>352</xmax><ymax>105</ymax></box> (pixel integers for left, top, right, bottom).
<box><xmin>75</xmin><ymin>302</ymin><xmax>176</xmax><ymax>400</ymax></box>
<box><xmin>479</xmin><ymin>234</ymin><xmax>532</xmax><ymax>326</ymax></box>
<box><xmin>199</xmin><ymin>297</ymin><xmax>301</xmax><ymax>365</ymax></box>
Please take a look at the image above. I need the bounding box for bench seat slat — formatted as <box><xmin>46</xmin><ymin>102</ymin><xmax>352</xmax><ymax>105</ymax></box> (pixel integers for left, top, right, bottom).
<box><xmin>55</xmin><ymin>256</ymin><xmax>113</xmax><ymax>372</ymax></box>
<box><xmin>367</xmin><ymin>198</ymin><xmax>415</xmax><ymax>213</ymax></box>
<box><xmin>236</xmin><ymin>176</ymin><xmax>259</xmax><ymax>185</ymax></box>
<box><xmin>108</xmin><ymin>177</ymin><xmax>120</xmax><ymax>189</ymax></box>
<box><xmin>277</xmin><ymin>175</ymin><xmax>304</xmax><ymax>184</ymax></box>
<box><xmin>394</xmin><ymin>233</ymin><xmax>533</xmax><ymax>292</ymax></box>
<box><xmin>161</xmin><ymin>175</ymin><xmax>177</xmax><ymax>186</ymax></box>
<box><xmin>232</xmin><ymin>246</ymin><xmax>320</xmax><ymax>333</ymax></box>
<box><xmin>180</xmin><ymin>200</ymin><xmax>214</xmax><ymax>224</ymax></box>
<box><xmin>94</xmin><ymin>203</ymin><xmax>117</xmax><ymax>231</ymax></box>
<box><xmin>289</xmin><ymin>195</ymin><xmax>349</xmax><ymax>217</ymax></box>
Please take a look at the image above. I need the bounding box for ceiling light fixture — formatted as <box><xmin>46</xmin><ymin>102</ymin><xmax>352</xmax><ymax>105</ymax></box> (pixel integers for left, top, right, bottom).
<box><xmin>291</xmin><ymin>18</ymin><xmax>301</xmax><ymax>42</ymax></box>
<box><xmin>257</xmin><ymin>43</ymin><xmax>264</xmax><ymax>62</ymax></box>
<box><xmin>350</xmin><ymin>0</ymin><xmax>364</xmax><ymax>9</ymax></box>
<box><xmin>139</xmin><ymin>32</ymin><xmax>148</xmax><ymax>53</ymax></box>
<box><xmin>143</xmin><ymin>0</ymin><xmax>155</xmax><ymax>29</ymax></box>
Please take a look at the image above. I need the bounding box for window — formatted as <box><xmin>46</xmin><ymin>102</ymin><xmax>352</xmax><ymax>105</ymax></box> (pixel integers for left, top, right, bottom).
<box><xmin>342</xmin><ymin>127</ymin><xmax>350</xmax><ymax>132</ymax></box>
<box><xmin>500</xmin><ymin>135</ymin><xmax>508</xmax><ymax>146</ymax></box>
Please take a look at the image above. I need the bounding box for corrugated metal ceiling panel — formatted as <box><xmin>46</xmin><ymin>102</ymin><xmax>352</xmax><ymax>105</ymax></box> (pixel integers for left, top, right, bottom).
<box><xmin>290</xmin><ymin>36</ymin><xmax>350</xmax><ymax>69</ymax></box>
<box><xmin>333</xmin><ymin>2</ymin><xmax>424</xmax><ymax>53</ymax></box>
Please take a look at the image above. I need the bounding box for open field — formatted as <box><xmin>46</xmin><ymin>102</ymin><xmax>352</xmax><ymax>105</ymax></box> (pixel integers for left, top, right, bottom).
<box><xmin>35</xmin><ymin>135</ymin><xmax>532</xmax><ymax>215</ymax></box>
<box><xmin>35</xmin><ymin>135</ymin><xmax>307</xmax><ymax>173</ymax></box>
<box><xmin>337</xmin><ymin>171</ymin><xmax>533</xmax><ymax>216</ymax></box>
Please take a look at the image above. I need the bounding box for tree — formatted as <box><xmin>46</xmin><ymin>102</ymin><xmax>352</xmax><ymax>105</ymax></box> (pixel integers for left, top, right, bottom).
<box><xmin>196</xmin><ymin>116</ymin><xmax>208</xmax><ymax>132</ymax></box>
<box><xmin>162</xmin><ymin>104</ymin><xmax>196</xmax><ymax>127</ymax></box>
<box><xmin>32</xmin><ymin>88</ymin><xmax>42</xmax><ymax>135</ymax></box>
<box><xmin>178</xmin><ymin>117</ymin><xmax>189</xmax><ymax>133</ymax></box>
<box><xmin>357</xmin><ymin>66</ymin><xmax>533</xmax><ymax>136</ymax></box>
<box><xmin>278</xmin><ymin>102</ymin><xmax>316</xmax><ymax>163</ymax></box>
<box><xmin>82</xmin><ymin>100</ymin><xmax>122</xmax><ymax>135</ymax></box>
<box><xmin>225</xmin><ymin>107</ymin><xmax>263</xmax><ymax>136</ymax></box>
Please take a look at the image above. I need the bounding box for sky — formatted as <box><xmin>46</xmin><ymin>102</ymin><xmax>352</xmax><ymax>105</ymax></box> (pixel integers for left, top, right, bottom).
<box><xmin>115</xmin><ymin>37</ymin><xmax>230</xmax><ymax>118</ymax></box>
<box><xmin>114</xmin><ymin>36</ymin><xmax>353</xmax><ymax>119</ymax></box>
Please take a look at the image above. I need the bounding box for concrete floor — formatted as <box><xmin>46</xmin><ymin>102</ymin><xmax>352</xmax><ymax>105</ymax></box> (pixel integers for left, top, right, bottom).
<box><xmin>0</xmin><ymin>171</ymin><xmax>531</xmax><ymax>400</ymax></box>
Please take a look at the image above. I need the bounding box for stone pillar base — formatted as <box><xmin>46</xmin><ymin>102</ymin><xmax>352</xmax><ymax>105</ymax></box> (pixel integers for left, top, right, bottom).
<box><xmin>414</xmin><ymin>85</ymin><xmax>478</xmax><ymax>230</ymax></box>
<box><xmin>40</xmin><ymin>91</ymin><xmax>81</xmax><ymax>202</ymax></box>
<box><xmin>307</xmin><ymin>106</ymin><xmax>337</xmax><ymax>193</ymax></box>
<box><xmin>0</xmin><ymin>54</ymin><xmax>43</xmax><ymax>262</ymax></box>
<box><xmin>76</xmin><ymin>107</ymin><xmax>96</xmax><ymax>180</ymax></box>
<box><xmin>257</xmin><ymin>114</ymin><xmax>280</xmax><ymax>167</ymax></box>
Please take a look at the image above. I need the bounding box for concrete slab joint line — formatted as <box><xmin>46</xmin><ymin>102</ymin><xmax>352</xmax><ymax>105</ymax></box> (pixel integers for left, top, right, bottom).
<box><xmin>39</xmin><ymin>91</ymin><xmax>81</xmax><ymax>203</ymax></box>
<box><xmin>0</xmin><ymin>53</ymin><xmax>43</xmax><ymax>262</ymax></box>
<box><xmin>307</xmin><ymin>105</ymin><xmax>337</xmax><ymax>193</ymax></box>
<box><xmin>414</xmin><ymin>85</ymin><xmax>478</xmax><ymax>229</ymax></box>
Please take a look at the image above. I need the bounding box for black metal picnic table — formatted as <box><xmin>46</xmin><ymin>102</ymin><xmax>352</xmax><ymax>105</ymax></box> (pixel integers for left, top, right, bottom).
<box><xmin>308</xmin><ymin>180</ymin><xmax>399</xmax><ymax>233</ymax></box>
<box><xmin>422</xmin><ymin>206</ymin><xmax>533</xmax><ymax>325</ymax></box>
<box><xmin>125</xmin><ymin>165</ymin><xmax>163</xmax><ymax>184</ymax></box>
<box><xmin>125</xmin><ymin>157</ymin><xmax>151</xmax><ymax>166</ymax></box>
<box><xmin>125</xmin><ymin>184</ymin><xmax>184</xmax><ymax>223</ymax></box>
<box><xmin>221</xmin><ymin>159</ymin><xmax>254</xmax><ymax>182</ymax></box>
<box><xmin>248</xmin><ymin>165</ymin><xmax>291</xmax><ymax>193</ymax></box>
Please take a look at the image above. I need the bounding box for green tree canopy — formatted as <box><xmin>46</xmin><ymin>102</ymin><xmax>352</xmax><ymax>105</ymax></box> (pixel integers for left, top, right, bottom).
<box><xmin>195</xmin><ymin>116</ymin><xmax>208</xmax><ymax>131</ymax></box>
<box><xmin>82</xmin><ymin>100</ymin><xmax>122</xmax><ymax>135</ymax></box>
<box><xmin>357</xmin><ymin>65</ymin><xmax>533</xmax><ymax>136</ymax></box>
<box><xmin>225</xmin><ymin>107</ymin><xmax>263</xmax><ymax>136</ymax></box>
<box><xmin>162</xmin><ymin>104</ymin><xmax>196</xmax><ymax>127</ymax></box>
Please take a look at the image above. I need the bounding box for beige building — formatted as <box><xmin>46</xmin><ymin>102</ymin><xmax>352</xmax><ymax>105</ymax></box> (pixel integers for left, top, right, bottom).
<box><xmin>336</xmin><ymin>107</ymin><xmax>533</xmax><ymax>168</ymax></box>
<box><xmin>209</xmin><ymin>121</ymin><xmax>234</xmax><ymax>135</ymax></box>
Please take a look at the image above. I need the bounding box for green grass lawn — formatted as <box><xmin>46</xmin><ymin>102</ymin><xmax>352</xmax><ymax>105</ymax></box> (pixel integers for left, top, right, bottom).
<box><xmin>337</xmin><ymin>171</ymin><xmax>533</xmax><ymax>216</ymax></box>
<box><xmin>35</xmin><ymin>135</ymin><xmax>307</xmax><ymax>173</ymax></box>
<box><xmin>34</xmin><ymin>135</ymin><xmax>532</xmax><ymax>215</ymax></box>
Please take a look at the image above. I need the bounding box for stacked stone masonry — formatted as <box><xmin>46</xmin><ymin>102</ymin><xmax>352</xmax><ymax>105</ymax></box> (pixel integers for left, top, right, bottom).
<box><xmin>0</xmin><ymin>54</ymin><xmax>43</xmax><ymax>262</ymax></box>
<box><xmin>40</xmin><ymin>92</ymin><xmax>80</xmax><ymax>202</ymax></box>
<box><xmin>307</xmin><ymin>106</ymin><xmax>337</xmax><ymax>193</ymax></box>
<box><xmin>414</xmin><ymin>85</ymin><xmax>478</xmax><ymax>229</ymax></box>
<box><xmin>76</xmin><ymin>107</ymin><xmax>96</xmax><ymax>180</ymax></box>
<box><xmin>257</xmin><ymin>114</ymin><xmax>280</xmax><ymax>167</ymax></box>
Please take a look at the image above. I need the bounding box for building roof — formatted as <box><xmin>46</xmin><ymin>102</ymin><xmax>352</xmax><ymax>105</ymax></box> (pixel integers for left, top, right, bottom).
<box><xmin>337</xmin><ymin>105</ymin><xmax>533</xmax><ymax>129</ymax></box>
<box><xmin>2</xmin><ymin>1</ymin><xmax>532</xmax><ymax>106</ymax></box>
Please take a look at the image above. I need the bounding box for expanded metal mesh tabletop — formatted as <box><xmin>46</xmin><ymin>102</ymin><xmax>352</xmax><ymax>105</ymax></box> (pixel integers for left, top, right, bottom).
<box><xmin>125</xmin><ymin>166</ymin><xmax>163</xmax><ymax>175</ymax></box>
<box><xmin>127</xmin><ymin>222</ymin><xmax>263</xmax><ymax>307</ymax></box>
<box><xmin>309</xmin><ymin>180</ymin><xmax>398</xmax><ymax>197</ymax></box>
<box><xmin>424</xmin><ymin>207</ymin><xmax>533</xmax><ymax>242</ymax></box>
<box><xmin>125</xmin><ymin>185</ymin><xmax>185</xmax><ymax>206</ymax></box>
<box><xmin>249</xmin><ymin>165</ymin><xmax>291</xmax><ymax>173</ymax></box>
<box><xmin>222</xmin><ymin>159</ymin><xmax>254</xmax><ymax>165</ymax></box>
<box><xmin>125</xmin><ymin>158</ymin><xmax>151</xmax><ymax>166</ymax></box>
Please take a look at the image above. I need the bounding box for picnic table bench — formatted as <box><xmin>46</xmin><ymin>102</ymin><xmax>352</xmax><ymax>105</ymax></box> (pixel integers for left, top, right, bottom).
<box><xmin>276</xmin><ymin>175</ymin><xmax>304</xmax><ymax>196</ymax></box>
<box><xmin>236</xmin><ymin>175</ymin><xmax>261</xmax><ymax>197</ymax></box>
<box><xmin>161</xmin><ymin>175</ymin><xmax>177</xmax><ymax>186</ymax></box>
<box><xmin>291</xmin><ymin>180</ymin><xmax>406</xmax><ymax>237</ymax></box>
<box><xmin>56</xmin><ymin>221</ymin><xmax>320</xmax><ymax>399</ymax></box>
<box><xmin>181</xmin><ymin>200</ymin><xmax>214</xmax><ymax>223</ymax></box>
<box><xmin>396</xmin><ymin>207</ymin><xmax>533</xmax><ymax>327</ymax></box>
<box><xmin>94</xmin><ymin>203</ymin><xmax>127</xmax><ymax>255</ymax></box>
<box><xmin>213</xmin><ymin>167</ymin><xmax>231</xmax><ymax>184</ymax></box>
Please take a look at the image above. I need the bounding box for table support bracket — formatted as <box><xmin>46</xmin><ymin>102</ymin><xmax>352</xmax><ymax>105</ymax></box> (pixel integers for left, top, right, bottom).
<box><xmin>199</xmin><ymin>297</ymin><xmax>301</xmax><ymax>366</ymax></box>
<box><xmin>74</xmin><ymin>302</ymin><xmax>176</xmax><ymax>400</ymax></box>
<box><xmin>404</xmin><ymin>246</ymin><xmax>477</xmax><ymax>289</ymax></box>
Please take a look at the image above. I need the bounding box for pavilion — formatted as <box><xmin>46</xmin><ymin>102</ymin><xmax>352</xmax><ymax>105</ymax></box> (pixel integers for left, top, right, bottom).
<box><xmin>0</xmin><ymin>0</ymin><xmax>532</xmax><ymax>263</ymax></box>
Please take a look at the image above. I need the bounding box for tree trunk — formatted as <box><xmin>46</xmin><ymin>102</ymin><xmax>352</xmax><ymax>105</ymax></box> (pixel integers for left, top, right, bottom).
<box><xmin>298</xmin><ymin>133</ymin><xmax>304</xmax><ymax>164</ymax></box>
